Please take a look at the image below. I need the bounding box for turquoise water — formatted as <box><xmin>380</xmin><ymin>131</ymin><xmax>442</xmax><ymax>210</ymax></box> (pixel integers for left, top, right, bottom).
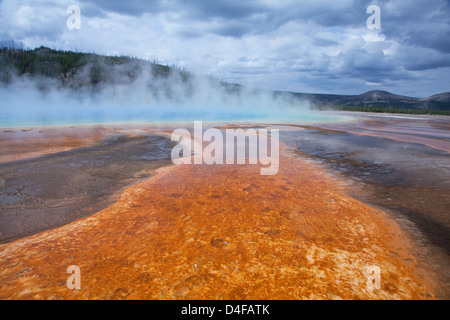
<box><xmin>0</xmin><ymin>82</ymin><xmax>349</xmax><ymax>128</ymax></box>
<box><xmin>0</xmin><ymin>107</ymin><xmax>347</xmax><ymax>128</ymax></box>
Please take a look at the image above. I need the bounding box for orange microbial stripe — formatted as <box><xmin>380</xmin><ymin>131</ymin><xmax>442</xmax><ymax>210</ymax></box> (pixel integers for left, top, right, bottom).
<box><xmin>0</xmin><ymin>143</ymin><xmax>435</xmax><ymax>300</ymax></box>
<box><xmin>0</xmin><ymin>127</ymin><xmax>109</xmax><ymax>163</ymax></box>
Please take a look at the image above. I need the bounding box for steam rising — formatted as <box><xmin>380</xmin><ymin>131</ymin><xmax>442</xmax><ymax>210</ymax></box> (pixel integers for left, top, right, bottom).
<box><xmin>0</xmin><ymin>57</ymin><xmax>337</xmax><ymax>127</ymax></box>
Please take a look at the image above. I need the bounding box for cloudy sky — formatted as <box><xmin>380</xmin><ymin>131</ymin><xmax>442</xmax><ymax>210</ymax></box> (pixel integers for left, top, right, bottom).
<box><xmin>1</xmin><ymin>0</ymin><xmax>449</xmax><ymax>97</ymax></box>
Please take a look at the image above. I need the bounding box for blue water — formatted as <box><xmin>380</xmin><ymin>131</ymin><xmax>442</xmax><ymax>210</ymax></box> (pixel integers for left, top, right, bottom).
<box><xmin>0</xmin><ymin>84</ymin><xmax>349</xmax><ymax>128</ymax></box>
<box><xmin>0</xmin><ymin>106</ymin><xmax>347</xmax><ymax>128</ymax></box>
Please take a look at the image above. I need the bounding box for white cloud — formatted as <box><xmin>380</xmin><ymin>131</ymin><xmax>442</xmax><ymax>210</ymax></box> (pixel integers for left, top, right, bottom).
<box><xmin>1</xmin><ymin>0</ymin><xmax>449</xmax><ymax>97</ymax></box>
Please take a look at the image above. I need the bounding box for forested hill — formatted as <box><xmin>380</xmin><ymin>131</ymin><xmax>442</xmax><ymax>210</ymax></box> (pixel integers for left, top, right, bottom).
<box><xmin>1</xmin><ymin>46</ymin><xmax>449</xmax><ymax>113</ymax></box>
<box><xmin>0</xmin><ymin>46</ymin><xmax>191</xmax><ymax>88</ymax></box>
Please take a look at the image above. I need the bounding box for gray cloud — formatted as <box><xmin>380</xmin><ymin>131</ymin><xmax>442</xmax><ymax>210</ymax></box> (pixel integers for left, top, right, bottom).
<box><xmin>79</xmin><ymin>0</ymin><xmax>164</xmax><ymax>16</ymax></box>
<box><xmin>311</xmin><ymin>37</ymin><xmax>340</xmax><ymax>47</ymax></box>
<box><xmin>0</xmin><ymin>0</ymin><xmax>449</xmax><ymax>96</ymax></box>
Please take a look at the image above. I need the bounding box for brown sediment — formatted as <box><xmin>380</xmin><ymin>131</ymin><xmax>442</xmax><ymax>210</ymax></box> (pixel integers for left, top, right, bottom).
<box><xmin>279</xmin><ymin>119</ymin><xmax>450</xmax><ymax>298</ymax></box>
<box><xmin>319</xmin><ymin>115</ymin><xmax>450</xmax><ymax>153</ymax></box>
<box><xmin>214</xmin><ymin>124</ymin><xmax>267</xmax><ymax>130</ymax></box>
<box><xmin>0</xmin><ymin>137</ymin><xmax>437</xmax><ymax>300</ymax></box>
<box><xmin>277</xmin><ymin>122</ymin><xmax>450</xmax><ymax>153</ymax></box>
<box><xmin>0</xmin><ymin>127</ymin><xmax>175</xmax><ymax>244</ymax></box>
<box><xmin>0</xmin><ymin>126</ymin><xmax>110</xmax><ymax>163</ymax></box>
<box><xmin>329</xmin><ymin>129</ymin><xmax>450</xmax><ymax>153</ymax></box>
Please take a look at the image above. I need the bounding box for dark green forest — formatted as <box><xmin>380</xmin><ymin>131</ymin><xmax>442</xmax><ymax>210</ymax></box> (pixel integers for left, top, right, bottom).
<box><xmin>313</xmin><ymin>105</ymin><xmax>450</xmax><ymax>116</ymax></box>
<box><xmin>0</xmin><ymin>46</ymin><xmax>188</xmax><ymax>87</ymax></box>
<box><xmin>1</xmin><ymin>46</ymin><xmax>448</xmax><ymax>115</ymax></box>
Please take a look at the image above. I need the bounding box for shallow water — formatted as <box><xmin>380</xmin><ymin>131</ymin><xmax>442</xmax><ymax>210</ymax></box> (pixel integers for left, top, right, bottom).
<box><xmin>0</xmin><ymin>129</ymin><xmax>435</xmax><ymax>300</ymax></box>
<box><xmin>0</xmin><ymin>108</ymin><xmax>349</xmax><ymax>128</ymax></box>
<box><xmin>282</xmin><ymin>128</ymin><xmax>450</xmax><ymax>188</ymax></box>
<box><xmin>0</xmin><ymin>115</ymin><xmax>448</xmax><ymax>299</ymax></box>
<box><xmin>0</xmin><ymin>132</ymin><xmax>174</xmax><ymax>243</ymax></box>
<box><xmin>279</xmin><ymin>115</ymin><xmax>450</xmax><ymax>297</ymax></box>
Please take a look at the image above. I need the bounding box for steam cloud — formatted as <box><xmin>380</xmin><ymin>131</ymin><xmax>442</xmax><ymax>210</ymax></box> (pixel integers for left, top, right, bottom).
<box><xmin>0</xmin><ymin>57</ymin><xmax>338</xmax><ymax>127</ymax></box>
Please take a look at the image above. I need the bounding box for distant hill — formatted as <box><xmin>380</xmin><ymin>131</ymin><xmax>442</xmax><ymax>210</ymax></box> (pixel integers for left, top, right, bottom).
<box><xmin>283</xmin><ymin>90</ymin><xmax>450</xmax><ymax>111</ymax></box>
<box><xmin>0</xmin><ymin>46</ymin><xmax>189</xmax><ymax>87</ymax></box>
<box><xmin>302</xmin><ymin>90</ymin><xmax>450</xmax><ymax>110</ymax></box>
<box><xmin>1</xmin><ymin>46</ymin><xmax>449</xmax><ymax>113</ymax></box>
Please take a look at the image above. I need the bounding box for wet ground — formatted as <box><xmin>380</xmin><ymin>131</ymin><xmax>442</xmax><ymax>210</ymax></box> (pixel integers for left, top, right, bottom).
<box><xmin>278</xmin><ymin>113</ymin><xmax>450</xmax><ymax>297</ymax></box>
<box><xmin>0</xmin><ymin>137</ymin><xmax>436</xmax><ymax>300</ymax></box>
<box><xmin>0</xmin><ymin>128</ymin><xmax>174</xmax><ymax>243</ymax></box>
<box><xmin>0</xmin><ymin>116</ymin><xmax>448</xmax><ymax>299</ymax></box>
